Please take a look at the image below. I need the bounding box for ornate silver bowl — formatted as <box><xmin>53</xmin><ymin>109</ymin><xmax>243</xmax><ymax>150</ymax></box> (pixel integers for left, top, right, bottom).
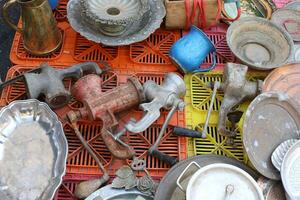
<box><xmin>81</xmin><ymin>0</ymin><xmax>150</xmax><ymax>36</ymax></box>
<box><xmin>0</xmin><ymin>100</ymin><xmax>68</xmax><ymax>200</ymax></box>
<box><xmin>67</xmin><ymin>0</ymin><xmax>166</xmax><ymax>46</ymax></box>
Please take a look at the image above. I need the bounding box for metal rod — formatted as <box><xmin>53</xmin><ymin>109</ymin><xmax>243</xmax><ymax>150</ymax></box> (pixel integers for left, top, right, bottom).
<box><xmin>201</xmin><ymin>81</ymin><xmax>220</xmax><ymax>138</ymax></box>
<box><xmin>151</xmin><ymin>105</ymin><xmax>178</xmax><ymax>150</ymax></box>
<box><xmin>71</xmin><ymin>122</ymin><xmax>107</xmax><ymax>175</ymax></box>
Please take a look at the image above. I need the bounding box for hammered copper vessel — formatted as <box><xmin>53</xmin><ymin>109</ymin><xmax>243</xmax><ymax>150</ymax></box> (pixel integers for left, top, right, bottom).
<box><xmin>263</xmin><ymin>63</ymin><xmax>300</xmax><ymax>106</ymax></box>
<box><xmin>2</xmin><ymin>0</ymin><xmax>62</xmax><ymax>55</ymax></box>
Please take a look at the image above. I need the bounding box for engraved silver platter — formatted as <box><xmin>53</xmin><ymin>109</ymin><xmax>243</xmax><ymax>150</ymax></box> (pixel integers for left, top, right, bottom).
<box><xmin>0</xmin><ymin>100</ymin><xmax>68</xmax><ymax>200</ymax></box>
<box><xmin>67</xmin><ymin>0</ymin><xmax>166</xmax><ymax>46</ymax></box>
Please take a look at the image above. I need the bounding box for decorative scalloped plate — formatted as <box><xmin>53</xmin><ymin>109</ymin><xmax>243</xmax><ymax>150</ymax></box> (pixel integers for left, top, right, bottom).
<box><xmin>67</xmin><ymin>0</ymin><xmax>166</xmax><ymax>46</ymax></box>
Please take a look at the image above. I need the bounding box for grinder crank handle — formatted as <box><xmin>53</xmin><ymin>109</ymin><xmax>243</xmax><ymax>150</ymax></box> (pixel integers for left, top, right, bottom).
<box><xmin>148</xmin><ymin>105</ymin><xmax>179</xmax><ymax>166</ymax></box>
<box><xmin>173</xmin><ymin>126</ymin><xmax>203</xmax><ymax>138</ymax></box>
<box><xmin>58</xmin><ymin>61</ymin><xmax>109</xmax><ymax>80</ymax></box>
<box><xmin>70</xmin><ymin>122</ymin><xmax>109</xmax><ymax>199</ymax></box>
<box><xmin>149</xmin><ymin>149</ymin><xmax>178</xmax><ymax>166</ymax></box>
<box><xmin>101</xmin><ymin>127</ymin><xmax>136</xmax><ymax>160</ymax></box>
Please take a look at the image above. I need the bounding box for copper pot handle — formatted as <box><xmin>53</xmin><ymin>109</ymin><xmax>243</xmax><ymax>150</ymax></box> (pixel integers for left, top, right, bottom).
<box><xmin>2</xmin><ymin>0</ymin><xmax>23</xmax><ymax>33</ymax></box>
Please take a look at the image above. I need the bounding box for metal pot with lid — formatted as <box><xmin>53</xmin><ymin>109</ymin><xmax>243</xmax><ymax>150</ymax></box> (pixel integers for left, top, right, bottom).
<box><xmin>177</xmin><ymin>162</ymin><xmax>264</xmax><ymax>200</ymax></box>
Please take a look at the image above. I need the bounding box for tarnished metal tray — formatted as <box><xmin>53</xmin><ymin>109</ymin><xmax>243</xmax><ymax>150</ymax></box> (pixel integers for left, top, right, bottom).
<box><xmin>154</xmin><ymin>155</ymin><xmax>259</xmax><ymax>200</ymax></box>
<box><xmin>86</xmin><ymin>185</ymin><xmax>153</xmax><ymax>200</ymax></box>
<box><xmin>0</xmin><ymin>100</ymin><xmax>68</xmax><ymax>200</ymax></box>
<box><xmin>243</xmin><ymin>92</ymin><xmax>300</xmax><ymax>180</ymax></box>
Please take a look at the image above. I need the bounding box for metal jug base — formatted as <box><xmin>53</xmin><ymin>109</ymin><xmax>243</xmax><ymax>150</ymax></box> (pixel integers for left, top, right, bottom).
<box><xmin>23</xmin><ymin>31</ymin><xmax>63</xmax><ymax>56</ymax></box>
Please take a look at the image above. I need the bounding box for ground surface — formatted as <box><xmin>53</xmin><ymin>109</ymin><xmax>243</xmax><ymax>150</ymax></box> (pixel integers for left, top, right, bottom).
<box><xmin>0</xmin><ymin>0</ymin><xmax>20</xmax><ymax>80</ymax></box>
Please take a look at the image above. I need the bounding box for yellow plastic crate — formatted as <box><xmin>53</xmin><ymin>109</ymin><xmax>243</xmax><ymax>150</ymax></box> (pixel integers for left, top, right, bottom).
<box><xmin>185</xmin><ymin>69</ymin><xmax>267</xmax><ymax>166</ymax></box>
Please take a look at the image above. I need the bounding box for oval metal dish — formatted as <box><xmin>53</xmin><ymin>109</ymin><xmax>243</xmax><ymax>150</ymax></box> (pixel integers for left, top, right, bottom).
<box><xmin>0</xmin><ymin>100</ymin><xmax>68</xmax><ymax>200</ymax></box>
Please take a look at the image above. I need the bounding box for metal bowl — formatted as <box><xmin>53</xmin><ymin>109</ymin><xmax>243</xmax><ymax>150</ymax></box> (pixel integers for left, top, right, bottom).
<box><xmin>80</xmin><ymin>0</ymin><xmax>150</xmax><ymax>36</ymax></box>
<box><xmin>67</xmin><ymin>0</ymin><xmax>166</xmax><ymax>46</ymax></box>
<box><xmin>0</xmin><ymin>100</ymin><xmax>68</xmax><ymax>200</ymax></box>
<box><xmin>227</xmin><ymin>17</ymin><xmax>294</xmax><ymax>70</ymax></box>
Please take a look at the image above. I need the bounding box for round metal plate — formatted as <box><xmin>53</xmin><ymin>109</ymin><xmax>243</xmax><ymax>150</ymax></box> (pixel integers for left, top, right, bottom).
<box><xmin>154</xmin><ymin>155</ymin><xmax>259</xmax><ymax>200</ymax></box>
<box><xmin>263</xmin><ymin>63</ymin><xmax>300</xmax><ymax>106</ymax></box>
<box><xmin>281</xmin><ymin>140</ymin><xmax>300</xmax><ymax>199</ymax></box>
<box><xmin>271</xmin><ymin>9</ymin><xmax>300</xmax><ymax>42</ymax></box>
<box><xmin>243</xmin><ymin>92</ymin><xmax>300</xmax><ymax>180</ymax></box>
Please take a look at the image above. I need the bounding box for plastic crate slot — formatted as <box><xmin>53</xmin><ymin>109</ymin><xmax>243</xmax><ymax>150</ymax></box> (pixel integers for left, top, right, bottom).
<box><xmin>130</xmin><ymin>30</ymin><xmax>178</xmax><ymax>64</ymax></box>
<box><xmin>53</xmin><ymin>0</ymin><xmax>68</xmax><ymax>21</ymax></box>
<box><xmin>54</xmin><ymin>180</ymin><xmax>76</xmax><ymax>199</ymax></box>
<box><xmin>74</xmin><ymin>34</ymin><xmax>118</xmax><ymax>62</ymax></box>
<box><xmin>203</xmin><ymin>32</ymin><xmax>235</xmax><ymax>64</ymax></box>
<box><xmin>136</xmin><ymin>73</ymin><xmax>165</xmax><ymax>85</ymax></box>
<box><xmin>191</xmin><ymin>74</ymin><xmax>223</xmax><ymax>111</ymax></box>
<box><xmin>64</xmin><ymin>122</ymin><xmax>112</xmax><ymax>168</ymax></box>
<box><xmin>193</xmin><ymin>124</ymin><xmax>244</xmax><ymax>161</ymax></box>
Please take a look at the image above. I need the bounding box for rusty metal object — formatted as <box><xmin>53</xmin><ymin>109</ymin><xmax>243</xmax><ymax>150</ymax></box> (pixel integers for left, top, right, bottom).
<box><xmin>243</xmin><ymin>92</ymin><xmax>300</xmax><ymax>180</ymax></box>
<box><xmin>2</xmin><ymin>0</ymin><xmax>62</xmax><ymax>55</ymax></box>
<box><xmin>71</xmin><ymin>122</ymin><xmax>109</xmax><ymax>199</ymax></box>
<box><xmin>263</xmin><ymin>63</ymin><xmax>300</xmax><ymax>106</ymax></box>
<box><xmin>217</xmin><ymin>63</ymin><xmax>262</xmax><ymax>137</ymax></box>
<box><xmin>0</xmin><ymin>62</ymin><xmax>104</xmax><ymax>109</ymax></box>
<box><xmin>257</xmin><ymin>177</ymin><xmax>286</xmax><ymax>200</ymax></box>
<box><xmin>112</xmin><ymin>73</ymin><xmax>186</xmax><ymax>166</ymax></box>
<box><xmin>67</xmin><ymin>75</ymin><xmax>145</xmax><ymax>159</ymax></box>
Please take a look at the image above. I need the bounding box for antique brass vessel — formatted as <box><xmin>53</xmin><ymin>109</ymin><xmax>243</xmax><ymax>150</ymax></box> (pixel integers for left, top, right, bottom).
<box><xmin>2</xmin><ymin>0</ymin><xmax>62</xmax><ymax>55</ymax></box>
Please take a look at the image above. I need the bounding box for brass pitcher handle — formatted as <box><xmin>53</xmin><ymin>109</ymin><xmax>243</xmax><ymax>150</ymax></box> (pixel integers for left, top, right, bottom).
<box><xmin>2</xmin><ymin>0</ymin><xmax>23</xmax><ymax>33</ymax></box>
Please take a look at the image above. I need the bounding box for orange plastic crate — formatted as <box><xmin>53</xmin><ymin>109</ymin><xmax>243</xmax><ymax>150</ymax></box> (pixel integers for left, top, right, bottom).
<box><xmin>10</xmin><ymin>21</ymin><xmax>182</xmax><ymax>73</ymax></box>
<box><xmin>0</xmin><ymin>65</ymin><xmax>187</xmax><ymax>177</ymax></box>
<box><xmin>73</xmin><ymin>28</ymin><xmax>182</xmax><ymax>73</ymax></box>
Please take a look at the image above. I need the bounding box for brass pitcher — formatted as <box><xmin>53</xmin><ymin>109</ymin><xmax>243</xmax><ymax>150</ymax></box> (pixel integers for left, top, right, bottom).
<box><xmin>2</xmin><ymin>0</ymin><xmax>62</xmax><ymax>55</ymax></box>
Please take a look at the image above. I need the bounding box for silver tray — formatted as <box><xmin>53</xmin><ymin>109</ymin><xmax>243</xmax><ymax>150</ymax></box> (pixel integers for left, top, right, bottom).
<box><xmin>0</xmin><ymin>100</ymin><xmax>68</xmax><ymax>200</ymax></box>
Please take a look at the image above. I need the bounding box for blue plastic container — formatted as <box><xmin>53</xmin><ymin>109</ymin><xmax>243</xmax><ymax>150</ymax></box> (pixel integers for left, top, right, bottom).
<box><xmin>48</xmin><ymin>0</ymin><xmax>59</xmax><ymax>10</ymax></box>
<box><xmin>169</xmin><ymin>25</ymin><xmax>217</xmax><ymax>73</ymax></box>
